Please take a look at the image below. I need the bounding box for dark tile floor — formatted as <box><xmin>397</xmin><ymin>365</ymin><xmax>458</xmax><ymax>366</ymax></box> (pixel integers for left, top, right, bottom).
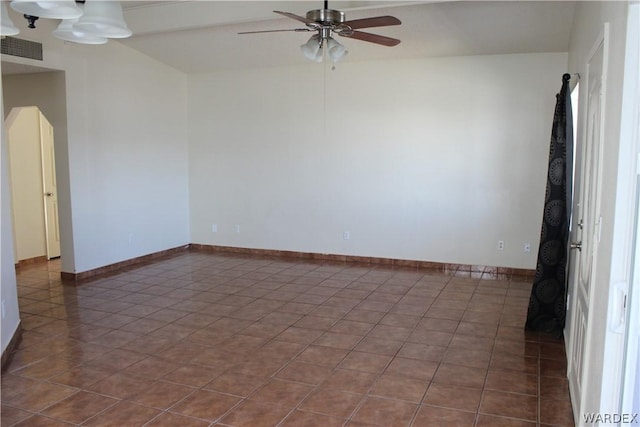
<box><xmin>1</xmin><ymin>252</ymin><xmax>575</xmax><ymax>426</ymax></box>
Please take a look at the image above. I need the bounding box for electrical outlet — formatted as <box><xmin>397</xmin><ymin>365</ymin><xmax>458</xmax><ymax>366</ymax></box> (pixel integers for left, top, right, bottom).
<box><xmin>497</xmin><ymin>240</ymin><xmax>505</xmax><ymax>251</ymax></box>
<box><xmin>524</xmin><ymin>243</ymin><xmax>531</xmax><ymax>253</ymax></box>
<box><xmin>128</xmin><ymin>233</ymin><xmax>134</xmax><ymax>244</ymax></box>
<box><xmin>343</xmin><ymin>231</ymin><xmax>350</xmax><ymax>240</ymax></box>
<box><xmin>235</xmin><ymin>225</ymin><xmax>240</xmax><ymax>233</ymax></box>
<box><xmin>1</xmin><ymin>299</ymin><xmax>5</xmax><ymax>319</ymax></box>
<box><xmin>211</xmin><ymin>224</ymin><xmax>218</xmax><ymax>233</ymax></box>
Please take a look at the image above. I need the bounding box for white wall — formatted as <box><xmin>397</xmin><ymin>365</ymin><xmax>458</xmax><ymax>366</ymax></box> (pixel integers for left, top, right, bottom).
<box><xmin>62</xmin><ymin>42</ymin><xmax>190</xmax><ymax>272</ymax></box>
<box><xmin>1</xmin><ymin>14</ymin><xmax>191</xmax><ymax>274</ymax></box>
<box><xmin>1</xmin><ymin>82</ymin><xmax>20</xmax><ymax>356</ymax></box>
<box><xmin>189</xmin><ymin>53</ymin><xmax>567</xmax><ymax>269</ymax></box>
<box><xmin>565</xmin><ymin>0</ymin><xmax>632</xmax><ymax>420</ymax></box>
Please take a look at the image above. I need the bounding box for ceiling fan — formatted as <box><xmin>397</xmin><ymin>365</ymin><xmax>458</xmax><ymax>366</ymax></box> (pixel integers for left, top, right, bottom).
<box><xmin>239</xmin><ymin>1</ymin><xmax>401</xmax><ymax>63</ymax></box>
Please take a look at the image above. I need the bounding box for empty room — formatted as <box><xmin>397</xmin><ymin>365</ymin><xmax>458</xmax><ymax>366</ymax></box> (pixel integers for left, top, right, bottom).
<box><xmin>1</xmin><ymin>1</ymin><xmax>639</xmax><ymax>426</ymax></box>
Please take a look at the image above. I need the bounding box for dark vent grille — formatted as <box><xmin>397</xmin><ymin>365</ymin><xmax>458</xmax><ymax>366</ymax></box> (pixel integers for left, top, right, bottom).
<box><xmin>1</xmin><ymin>37</ymin><xmax>43</xmax><ymax>61</ymax></box>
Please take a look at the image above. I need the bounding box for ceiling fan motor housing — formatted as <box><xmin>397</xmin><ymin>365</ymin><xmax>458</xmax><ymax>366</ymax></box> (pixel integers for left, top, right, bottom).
<box><xmin>306</xmin><ymin>9</ymin><xmax>345</xmax><ymax>24</ymax></box>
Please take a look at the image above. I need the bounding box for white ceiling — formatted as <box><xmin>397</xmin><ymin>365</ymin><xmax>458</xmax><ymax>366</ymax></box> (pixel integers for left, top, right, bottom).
<box><xmin>118</xmin><ymin>0</ymin><xmax>576</xmax><ymax>73</ymax></box>
<box><xmin>1</xmin><ymin>1</ymin><xmax>576</xmax><ymax>74</ymax></box>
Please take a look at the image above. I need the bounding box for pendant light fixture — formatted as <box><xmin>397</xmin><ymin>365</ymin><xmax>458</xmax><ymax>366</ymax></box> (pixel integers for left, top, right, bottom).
<box><xmin>1</xmin><ymin>2</ymin><xmax>20</xmax><ymax>36</ymax></box>
<box><xmin>10</xmin><ymin>0</ymin><xmax>82</xmax><ymax>19</ymax></box>
<box><xmin>53</xmin><ymin>17</ymin><xmax>107</xmax><ymax>44</ymax></box>
<box><xmin>4</xmin><ymin>0</ymin><xmax>131</xmax><ymax>44</ymax></box>
<box><xmin>72</xmin><ymin>0</ymin><xmax>131</xmax><ymax>39</ymax></box>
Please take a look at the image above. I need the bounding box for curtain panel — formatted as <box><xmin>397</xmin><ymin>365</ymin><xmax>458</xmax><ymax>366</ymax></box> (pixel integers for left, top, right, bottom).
<box><xmin>526</xmin><ymin>73</ymin><xmax>574</xmax><ymax>335</ymax></box>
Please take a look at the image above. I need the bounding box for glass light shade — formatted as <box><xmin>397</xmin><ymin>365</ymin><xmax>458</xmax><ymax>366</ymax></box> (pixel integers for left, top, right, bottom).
<box><xmin>10</xmin><ymin>0</ymin><xmax>82</xmax><ymax>19</ymax></box>
<box><xmin>300</xmin><ymin>34</ymin><xmax>323</xmax><ymax>63</ymax></box>
<box><xmin>53</xmin><ymin>18</ymin><xmax>108</xmax><ymax>44</ymax></box>
<box><xmin>326</xmin><ymin>37</ymin><xmax>348</xmax><ymax>62</ymax></box>
<box><xmin>1</xmin><ymin>2</ymin><xmax>20</xmax><ymax>36</ymax></box>
<box><xmin>73</xmin><ymin>0</ymin><xmax>131</xmax><ymax>38</ymax></box>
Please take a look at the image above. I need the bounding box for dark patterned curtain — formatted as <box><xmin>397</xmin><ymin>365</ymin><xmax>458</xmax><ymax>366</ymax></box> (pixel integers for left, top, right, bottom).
<box><xmin>526</xmin><ymin>73</ymin><xmax>574</xmax><ymax>335</ymax></box>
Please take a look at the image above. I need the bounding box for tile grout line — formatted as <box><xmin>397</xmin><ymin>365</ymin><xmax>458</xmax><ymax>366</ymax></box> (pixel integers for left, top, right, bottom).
<box><xmin>4</xmin><ymin>254</ymin><xmax>571</xmax><ymax>427</ymax></box>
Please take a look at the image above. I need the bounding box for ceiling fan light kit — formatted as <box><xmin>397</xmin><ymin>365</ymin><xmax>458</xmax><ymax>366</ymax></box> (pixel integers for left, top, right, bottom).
<box><xmin>301</xmin><ymin>33</ymin><xmax>348</xmax><ymax>63</ymax></box>
<box><xmin>326</xmin><ymin>36</ymin><xmax>347</xmax><ymax>62</ymax></box>
<box><xmin>3</xmin><ymin>0</ymin><xmax>131</xmax><ymax>44</ymax></box>
<box><xmin>300</xmin><ymin>34</ymin><xmax>322</xmax><ymax>62</ymax></box>
<box><xmin>240</xmin><ymin>1</ymin><xmax>401</xmax><ymax>63</ymax></box>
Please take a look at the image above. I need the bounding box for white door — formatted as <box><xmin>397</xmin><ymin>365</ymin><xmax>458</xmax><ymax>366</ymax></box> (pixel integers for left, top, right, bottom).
<box><xmin>566</xmin><ymin>26</ymin><xmax>608</xmax><ymax>422</ymax></box>
<box><xmin>39</xmin><ymin>113</ymin><xmax>61</xmax><ymax>259</ymax></box>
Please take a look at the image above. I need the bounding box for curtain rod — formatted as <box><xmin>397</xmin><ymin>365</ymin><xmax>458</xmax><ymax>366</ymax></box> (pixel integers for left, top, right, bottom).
<box><xmin>563</xmin><ymin>73</ymin><xmax>580</xmax><ymax>84</ymax></box>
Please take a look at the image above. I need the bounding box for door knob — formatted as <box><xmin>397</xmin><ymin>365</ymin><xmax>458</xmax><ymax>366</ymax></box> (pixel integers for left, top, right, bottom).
<box><xmin>570</xmin><ymin>241</ymin><xmax>582</xmax><ymax>251</ymax></box>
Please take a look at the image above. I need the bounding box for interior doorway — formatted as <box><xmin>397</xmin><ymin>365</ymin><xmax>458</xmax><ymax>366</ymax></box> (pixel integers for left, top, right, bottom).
<box><xmin>6</xmin><ymin>106</ymin><xmax>61</xmax><ymax>261</ymax></box>
<box><xmin>1</xmin><ymin>66</ymin><xmax>70</xmax><ymax>269</ymax></box>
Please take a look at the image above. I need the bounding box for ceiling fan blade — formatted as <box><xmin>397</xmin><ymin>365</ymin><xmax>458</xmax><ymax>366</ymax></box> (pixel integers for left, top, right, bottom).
<box><xmin>341</xmin><ymin>30</ymin><xmax>401</xmax><ymax>47</ymax></box>
<box><xmin>341</xmin><ymin>16</ymin><xmax>401</xmax><ymax>30</ymax></box>
<box><xmin>238</xmin><ymin>28</ymin><xmax>311</xmax><ymax>34</ymax></box>
<box><xmin>273</xmin><ymin>10</ymin><xmax>316</xmax><ymax>25</ymax></box>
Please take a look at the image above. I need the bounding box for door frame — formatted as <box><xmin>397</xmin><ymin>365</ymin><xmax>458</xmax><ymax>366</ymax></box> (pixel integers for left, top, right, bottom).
<box><xmin>38</xmin><ymin>110</ymin><xmax>61</xmax><ymax>259</ymax></box>
<box><xmin>5</xmin><ymin>107</ymin><xmax>61</xmax><ymax>262</ymax></box>
<box><xmin>613</xmin><ymin>1</ymin><xmax>640</xmax><ymax>417</ymax></box>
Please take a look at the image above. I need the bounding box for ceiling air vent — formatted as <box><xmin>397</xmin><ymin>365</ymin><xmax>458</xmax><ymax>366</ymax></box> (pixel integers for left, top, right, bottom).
<box><xmin>1</xmin><ymin>37</ymin><xmax>43</xmax><ymax>61</ymax></box>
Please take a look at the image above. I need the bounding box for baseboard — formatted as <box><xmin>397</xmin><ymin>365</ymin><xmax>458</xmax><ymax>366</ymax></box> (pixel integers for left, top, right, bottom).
<box><xmin>15</xmin><ymin>255</ymin><xmax>48</xmax><ymax>269</ymax></box>
<box><xmin>1</xmin><ymin>322</ymin><xmax>22</xmax><ymax>372</ymax></box>
<box><xmin>190</xmin><ymin>244</ymin><xmax>536</xmax><ymax>278</ymax></box>
<box><xmin>60</xmin><ymin>245</ymin><xmax>190</xmax><ymax>283</ymax></box>
<box><xmin>57</xmin><ymin>243</ymin><xmax>534</xmax><ymax>284</ymax></box>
